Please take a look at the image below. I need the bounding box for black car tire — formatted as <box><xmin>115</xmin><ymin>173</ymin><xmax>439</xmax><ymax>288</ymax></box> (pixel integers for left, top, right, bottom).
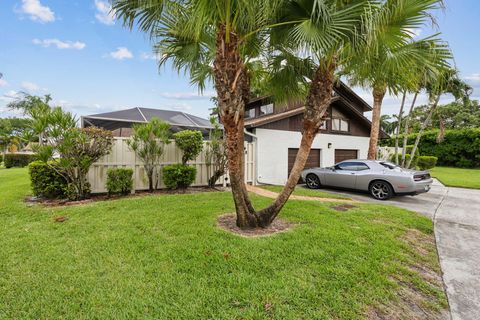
<box><xmin>369</xmin><ymin>180</ymin><xmax>393</xmax><ymax>200</ymax></box>
<box><xmin>305</xmin><ymin>174</ymin><xmax>321</xmax><ymax>189</ymax></box>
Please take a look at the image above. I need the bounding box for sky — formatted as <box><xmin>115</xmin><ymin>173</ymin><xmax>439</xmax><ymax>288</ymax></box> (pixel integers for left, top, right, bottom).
<box><xmin>1</xmin><ymin>0</ymin><xmax>480</xmax><ymax>121</ymax></box>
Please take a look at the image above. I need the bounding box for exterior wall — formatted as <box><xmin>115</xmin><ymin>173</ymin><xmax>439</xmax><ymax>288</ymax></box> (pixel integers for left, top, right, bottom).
<box><xmin>88</xmin><ymin>137</ymin><xmax>256</xmax><ymax>193</ymax></box>
<box><xmin>254</xmin><ymin>128</ymin><xmax>370</xmax><ymax>185</ymax></box>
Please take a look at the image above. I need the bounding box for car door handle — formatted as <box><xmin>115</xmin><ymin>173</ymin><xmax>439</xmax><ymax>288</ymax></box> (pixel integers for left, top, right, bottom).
<box><xmin>350</xmin><ymin>172</ymin><xmax>355</xmax><ymax>174</ymax></box>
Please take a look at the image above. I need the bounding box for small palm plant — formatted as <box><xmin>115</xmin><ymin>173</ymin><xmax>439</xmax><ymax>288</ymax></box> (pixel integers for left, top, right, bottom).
<box><xmin>127</xmin><ymin>118</ymin><xmax>171</xmax><ymax>192</ymax></box>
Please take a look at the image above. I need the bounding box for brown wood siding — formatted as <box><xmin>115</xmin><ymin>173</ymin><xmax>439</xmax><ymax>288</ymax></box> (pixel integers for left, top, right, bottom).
<box><xmin>288</xmin><ymin>148</ymin><xmax>321</xmax><ymax>182</ymax></box>
<box><xmin>248</xmin><ymin>98</ymin><xmax>372</xmax><ymax>137</ymax></box>
<box><xmin>334</xmin><ymin>149</ymin><xmax>358</xmax><ymax>163</ymax></box>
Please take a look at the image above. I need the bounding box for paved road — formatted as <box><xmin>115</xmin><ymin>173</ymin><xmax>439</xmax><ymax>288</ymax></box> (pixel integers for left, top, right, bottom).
<box><xmin>302</xmin><ymin>181</ymin><xmax>480</xmax><ymax>320</ymax></box>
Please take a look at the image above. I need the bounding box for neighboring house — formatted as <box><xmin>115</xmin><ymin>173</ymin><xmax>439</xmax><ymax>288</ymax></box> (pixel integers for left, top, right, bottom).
<box><xmin>244</xmin><ymin>82</ymin><xmax>388</xmax><ymax>185</ymax></box>
<box><xmin>81</xmin><ymin>107</ymin><xmax>214</xmax><ymax>136</ymax></box>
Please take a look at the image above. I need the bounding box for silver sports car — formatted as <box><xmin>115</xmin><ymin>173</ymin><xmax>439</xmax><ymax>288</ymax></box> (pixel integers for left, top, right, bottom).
<box><xmin>301</xmin><ymin>160</ymin><xmax>433</xmax><ymax>200</ymax></box>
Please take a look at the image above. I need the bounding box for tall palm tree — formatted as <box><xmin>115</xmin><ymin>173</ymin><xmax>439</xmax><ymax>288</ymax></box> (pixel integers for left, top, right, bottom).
<box><xmin>406</xmin><ymin>69</ymin><xmax>472</xmax><ymax>168</ymax></box>
<box><xmin>113</xmin><ymin>0</ymin><xmax>373</xmax><ymax>228</ymax></box>
<box><xmin>344</xmin><ymin>0</ymin><xmax>450</xmax><ymax>160</ymax></box>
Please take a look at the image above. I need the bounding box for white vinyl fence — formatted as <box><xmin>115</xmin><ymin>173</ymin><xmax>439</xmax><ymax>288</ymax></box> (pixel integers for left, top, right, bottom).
<box><xmin>87</xmin><ymin>137</ymin><xmax>256</xmax><ymax>193</ymax></box>
<box><xmin>377</xmin><ymin>146</ymin><xmax>403</xmax><ymax>161</ymax></box>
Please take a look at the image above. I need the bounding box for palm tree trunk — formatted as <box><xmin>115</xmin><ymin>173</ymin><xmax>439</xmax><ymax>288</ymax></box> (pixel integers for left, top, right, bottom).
<box><xmin>367</xmin><ymin>88</ymin><xmax>387</xmax><ymax>160</ymax></box>
<box><xmin>213</xmin><ymin>25</ymin><xmax>260</xmax><ymax>229</ymax></box>
<box><xmin>255</xmin><ymin>64</ymin><xmax>335</xmax><ymax>225</ymax></box>
<box><xmin>401</xmin><ymin>92</ymin><xmax>418</xmax><ymax>167</ymax></box>
<box><xmin>406</xmin><ymin>94</ymin><xmax>441</xmax><ymax>169</ymax></box>
<box><xmin>394</xmin><ymin>91</ymin><xmax>406</xmax><ymax>164</ymax></box>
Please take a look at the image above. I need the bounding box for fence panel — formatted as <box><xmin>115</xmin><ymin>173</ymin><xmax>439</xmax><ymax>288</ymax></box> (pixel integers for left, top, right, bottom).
<box><xmin>88</xmin><ymin>138</ymin><xmax>256</xmax><ymax>193</ymax></box>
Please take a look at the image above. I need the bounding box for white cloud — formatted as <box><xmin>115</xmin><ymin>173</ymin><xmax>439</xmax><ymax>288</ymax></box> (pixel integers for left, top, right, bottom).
<box><xmin>109</xmin><ymin>47</ymin><xmax>133</xmax><ymax>60</ymax></box>
<box><xmin>2</xmin><ymin>90</ymin><xmax>20</xmax><ymax>100</ymax></box>
<box><xmin>94</xmin><ymin>0</ymin><xmax>115</xmax><ymax>25</ymax></box>
<box><xmin>140</xmin><ymin>52</ymin><xmax>159</xmax><ymax>60</ymax></box>
<box><xmin>465</xmin><ymin>73</ymin><xmax>480</xmax><ymax>82</ymax></box>
<box><xmin>19</xmin><ymin>0</ymin><xmax>55</xmax><ymax>23</ymax></box>
<box><xmin>159</xmin><ymin>91</ymin><xmax>215</xmax><ymax>100</ymax></box>
<box><xmin>33</xmin><ymin>38</ymin><xmax>86</xmax><ymax>50</ymax></box>
<box><xmin>169</xmin><ymin>103</ymin><xmax>193</xmax><ymax>111</ymax></box>
<box><xmin>0</xmin><ymin>79</ymin><xmax>7</xmax><ymax>87</ymax></box>
<box><xmin>21</xmin><ymin>81</ymin><xmax>40</xmax><ymax>92</ymax></box>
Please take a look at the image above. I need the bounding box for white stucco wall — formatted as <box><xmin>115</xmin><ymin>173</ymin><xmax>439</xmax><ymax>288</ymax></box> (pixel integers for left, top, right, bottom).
<box><xmin>253</xmin><ymin>128</ymin><xmax>370</xmax><ymax>185</ymax></box>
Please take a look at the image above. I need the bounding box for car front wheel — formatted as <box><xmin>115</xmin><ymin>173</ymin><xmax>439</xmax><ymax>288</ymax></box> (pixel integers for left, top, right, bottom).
<box><xmin>369</xmin><ymin>181</ymin><xmax>393</xmax><ymax>200</ymax></box>
<box><xmin>305</xmin><ymin>174</ymin><xmax>321</xmax><ymax>189</ymax></box>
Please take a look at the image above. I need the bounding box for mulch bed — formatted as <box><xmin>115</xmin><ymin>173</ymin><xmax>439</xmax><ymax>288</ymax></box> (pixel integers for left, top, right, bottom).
<box><xmin>217</xmin><ymin>214</ymin><xmax>295</xmax><ymax>238</ymax></box>
<box><xmin>25</xmin><ymin>186</ymin><xmax>229</xmax><ymax>208</ymax></box>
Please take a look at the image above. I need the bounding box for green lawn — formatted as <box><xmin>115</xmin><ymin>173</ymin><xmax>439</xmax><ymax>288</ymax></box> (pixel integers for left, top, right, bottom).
<box><xmin>0</xmin><ymin>168</ymin><xmax>447</xmax><ymax>319</ymax></box>
<box><xmin>430</xmin><ymin>166</ymin><xmax>480</xmax><ymax>189</ymax></box>
<box><xmin>259</xmin><ymin>184</ymin><xmax>350</xmax><ymax>200</ymax></box>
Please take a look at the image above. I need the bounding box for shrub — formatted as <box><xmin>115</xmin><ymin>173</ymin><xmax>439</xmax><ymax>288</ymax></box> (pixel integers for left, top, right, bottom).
<box><xmin>106</xmin><ymin>168</ymin><xmax>134</xmax><ymax>195</ymax></box>
<box><xmin>173</xmin><ymin>130</ymin><xmax>204</xmax><ymax>165</ymax></box>
<box><xmin>4</xmin><ymin>153</ymin><xmax>34</xmax><ymax>168</ymax></box>
<box><xmin>28</xmin><ymin>160</ymin><xmax>67</xmax><ymax>199</ymax></box>
<box><xmin>162</xmin><ymin>164</ymin><xmax>196</xmax><ymax>189</ymax></box>
<box><xmin>417</xmin><ymin>156</ymin><xmax>438</xmax><ymax>170</ymax></box>
<box><xmin>389</xmin><ymin>153</ymin><xmax>417</xmax><ymax>167</ymax></box>
<box><xmin>382</xmin><ymin>128</ymin><xmax>480</xmax><ymax>168</ymax></box>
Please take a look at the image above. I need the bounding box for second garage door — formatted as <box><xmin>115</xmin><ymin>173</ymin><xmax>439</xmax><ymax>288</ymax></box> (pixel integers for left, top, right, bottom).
<box><xmin>288</xmin><ymin>148</ymin><xmax>321</xmax><ymax>181</ymax></box>
<box><xmin>334</xmin><ymin>149</ymin><xmax>358</xmax><ymax>163</ymax></box>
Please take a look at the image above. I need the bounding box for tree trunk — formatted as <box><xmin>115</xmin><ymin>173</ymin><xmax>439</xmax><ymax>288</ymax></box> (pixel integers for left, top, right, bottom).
<box><xmin>394</xmin><ymin>91</ymin><xmax>406</xmax><ymax>164</ymax></box>
<box><xmin>406</xmin><ymin>94</ymin><xmax>441</xmax><ymax>169</ymax></box>
<box><xmin>367</xmin><ymin>88</ymin><xmax>387</xmax><ymax>160</ymax></box>
<box><xmin>401</xmin><ymin>92</ymin><xmax>418</xmax><ymax>167</ymax></box>
<box><xmin>255</xmin><ymin>64</ymin><xmax>335</xmax><ymax>225</ymax></box>
<box><xmin>213</xmin><ymin>25</ymin><xmax>259</xmax><ymax>229</ymax></box>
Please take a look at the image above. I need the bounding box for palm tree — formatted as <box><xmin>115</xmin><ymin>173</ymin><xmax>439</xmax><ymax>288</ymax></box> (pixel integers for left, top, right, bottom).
<box><xmin>344</xmin><ymin>0</ymin><xmax>450</xmax><ymax>160</ymax></box>
<box><xmin>406</xmin><ymin>69</ymin><xmax>472</xmax><ymax>168</ymax></box>
<box><xmin>113</xmin><ymin>0</ymin><xmax>374</xmax><ymax>228</ymax></box>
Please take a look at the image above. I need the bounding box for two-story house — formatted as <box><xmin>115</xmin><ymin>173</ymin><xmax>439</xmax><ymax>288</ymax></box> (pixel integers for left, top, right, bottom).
<box><xmin>244</xmin><ymin>82</ymin><xmax>387</xmax><ymax>185</ymax></box>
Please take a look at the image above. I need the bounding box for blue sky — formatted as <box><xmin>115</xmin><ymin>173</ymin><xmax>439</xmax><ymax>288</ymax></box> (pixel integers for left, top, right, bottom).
<box><xmin>1</xmin><ymin>0</ymin><xmax>479</xmax><ymax>120</ymax></box>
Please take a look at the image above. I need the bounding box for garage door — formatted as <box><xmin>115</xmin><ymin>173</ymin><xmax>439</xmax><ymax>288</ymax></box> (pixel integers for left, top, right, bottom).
<box><xmin>334</xmin><ymin>149</ymin><xmax>358</xmax><ymax>163</ymax></box>
<box><xmin>288</xmin><ymin>148</ymin><xmax>321</xmax><ymax>182</ymax></box>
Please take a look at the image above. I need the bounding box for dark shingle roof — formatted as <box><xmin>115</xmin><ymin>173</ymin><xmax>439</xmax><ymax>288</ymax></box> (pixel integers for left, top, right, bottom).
<box><xmin>84</xmin><ymin>107</ymin><xmax>213</xmax><ymax>129</ymax></box>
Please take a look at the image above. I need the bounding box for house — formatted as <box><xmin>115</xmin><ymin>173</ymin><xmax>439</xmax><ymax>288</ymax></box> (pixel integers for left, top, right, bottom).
<box><xmin>244</xmin><ymin>82</ymin><xmax>387</xmax><ymax>185</ymax></box>
<box><xmin>81</xmin><ymin>107</ymin><xmax>214</xmax><ymax>136</ymax></box>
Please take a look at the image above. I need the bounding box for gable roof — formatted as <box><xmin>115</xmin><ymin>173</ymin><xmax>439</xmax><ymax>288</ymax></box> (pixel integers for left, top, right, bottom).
<box><xmin>82</xmin><ymin>107</ymin><xmax>213</xmax><ymax>129</ymax></box>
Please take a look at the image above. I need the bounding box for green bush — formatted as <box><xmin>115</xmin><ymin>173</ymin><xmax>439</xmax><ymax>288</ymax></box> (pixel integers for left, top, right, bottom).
<box><xmin>106</xmin><ymin>168</ymin><xmax>134</xmax><ymax>195</ymax></box>
<box><xmin>162</xmin><ymin>164</ymin><xmax>196</xmax><ymax>189</ymax></box>
<box><xmin>389</xmin><ymin>153</ymin><xmax>417</xmax><ymax>167</ymax></box>
<box><xmin>28</xmin><ymin>160</ymin><xmax>67</xmax><ymax>199</ymax></box>
<box><xmin>4</xmin><ymin>153</ymin><xmax>35</xmax><ymax>168</ymax></box>
<box><xmin>64</xmin><ymin>182</ymin><xmax>91</xmax><ymax>201</ymax></box>
<box><xmin>173</xmin><ymin>130</ymin><xmax>204</xmax><ymax>165</ymax></box>
<box><xmin>382</xmin><ymin>128</ymin><xmax>480</xmax><ymax>168</ymax></box>
<box><xmin>417</xmin><ymin>156</ymin><xmax>438</xmax><ymax>170</ymax></box>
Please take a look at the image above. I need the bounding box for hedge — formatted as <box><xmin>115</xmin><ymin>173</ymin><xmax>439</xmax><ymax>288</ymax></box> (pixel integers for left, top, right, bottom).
<box><xmin>4</xmin><ymin>153</ymin><xmax>35</xmax><ymax>168</ymax></box>
<box><xmin>162</xmin><ymin>164</ymin><xmax>196</xmax><ymax>189</ymax></box>
<box><xmin>106</xmin><ymin>168</ymin><xmax>134</xmax><ymax>195</ymax></box>
<box><xmin>28</xmin><ymin>161</ymin><xmax>67</xmax><ymax>199</ymax></box>
<box><xmin>417</xmin><ymin>156</ymin><xmax>438</xmax><ymax>171</ymax></box>
<box><xmin>382</xmin><ymin>128</ymin><xmax>480</xmax><ymax>168</ymax></box>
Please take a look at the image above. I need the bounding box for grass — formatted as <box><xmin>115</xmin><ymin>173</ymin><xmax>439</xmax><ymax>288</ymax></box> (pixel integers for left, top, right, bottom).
<box><xmin>0</xmin><ymin>168</ymin><xmax>447</xmax><ymax>319</ymax></box>
<box><xmin>259</xmin><ymin>184</ymin><xmax>350</xmax><ymax>200</ymax></box>
<box><xmin>430</xmin><ymin>166</ymin><xmax>480</xmax><ymax>189</ymax></box>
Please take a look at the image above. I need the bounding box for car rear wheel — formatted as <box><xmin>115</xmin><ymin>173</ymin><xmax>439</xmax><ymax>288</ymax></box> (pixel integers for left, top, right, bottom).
<box><xmin>305</xmin><ymin>174</ymin><xmax>321</xmax><ymax>189</ymax></box>
<box><xmin>369</xmin><ymin>181</ymin><xmax>393</xmax><ymax>200</ymax></box>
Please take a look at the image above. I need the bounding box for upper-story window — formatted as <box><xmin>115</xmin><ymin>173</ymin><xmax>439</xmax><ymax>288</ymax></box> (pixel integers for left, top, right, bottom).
<box><xmin>245</xmin><ymin>108</ymin><xmax>255</xmax><ymax>119</ymax></box>
<box><xmin>260</xmin><ymin>103</ymin><xmax>274</xmax><ymax>116</ymax></box>
<box><xmin>332</xmin><ymin>118</ymin><xmax>349</xmax><ymax>132</ymax></box>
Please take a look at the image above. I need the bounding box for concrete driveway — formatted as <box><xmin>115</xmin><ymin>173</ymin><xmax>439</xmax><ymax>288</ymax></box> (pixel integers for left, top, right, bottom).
<box><xmin>303</xmin><ymin>180</ymin><xmax>480</xmax><ymax>320</ymax></box>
